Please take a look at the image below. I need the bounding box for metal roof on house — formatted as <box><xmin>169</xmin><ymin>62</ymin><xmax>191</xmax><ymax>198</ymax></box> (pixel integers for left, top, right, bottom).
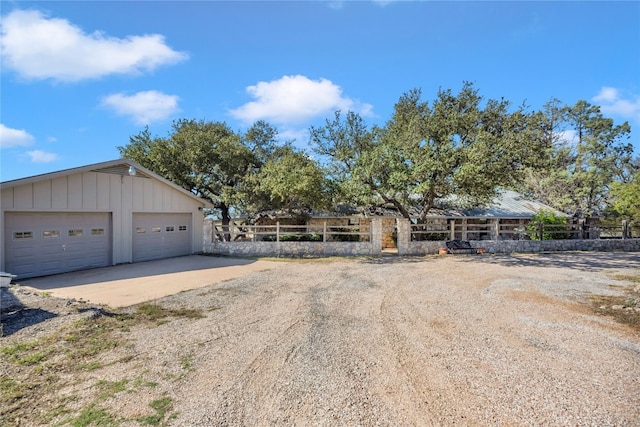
<box><xmin>325</xmin><ymin>190</ymin><xmax>566</xmax><ymax>219</ymax></box>
<box><xmin>443</xmin><ymin>190</ymin><xmax>567</xmax><ymax>219</ymax></box>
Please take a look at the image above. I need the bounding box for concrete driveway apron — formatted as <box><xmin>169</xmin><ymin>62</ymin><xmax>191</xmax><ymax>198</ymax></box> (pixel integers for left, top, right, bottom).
<box><xmin>16</xmin><ymin>255</ymin><xmax>283</xmax><ymax>308</ymax></box>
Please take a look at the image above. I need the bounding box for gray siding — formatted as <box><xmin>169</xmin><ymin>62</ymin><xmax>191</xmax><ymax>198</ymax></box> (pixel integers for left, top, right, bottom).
<box><xmin>1</xmin><ymin>171</ymin><xmax>205</xmax><ymax>272</ymax></box>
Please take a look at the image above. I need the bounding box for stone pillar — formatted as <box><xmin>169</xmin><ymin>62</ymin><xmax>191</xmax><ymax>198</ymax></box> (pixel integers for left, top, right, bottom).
<box><xmin>370</xmin><ymin>218</ymin><xmax>384</xmax><ymax>256</ymax></box>
<box><xmin>395</xmin><ymin>218</ymin><xmax>411</xmax><ymax>256</ymax></box>
<box><xmin>450</xmin><ymin>219</ymin><xmax>456</xmax><ymax>240</ymax></box>
<box><xmin>202</xmin><ymin>219</ymin><xmax>215</xmax><ymax>253</ymax></box>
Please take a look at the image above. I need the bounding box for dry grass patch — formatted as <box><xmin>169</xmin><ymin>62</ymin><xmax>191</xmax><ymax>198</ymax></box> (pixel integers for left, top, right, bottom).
<box><xmin>0</xmin><ymin>303</ymin><xmax>202</xmax><ymax>425</ymax></box>
<box><xmin>589</xmin><ymin>274</ymin><xmax>640</xmax><ymax>334</ymax></box>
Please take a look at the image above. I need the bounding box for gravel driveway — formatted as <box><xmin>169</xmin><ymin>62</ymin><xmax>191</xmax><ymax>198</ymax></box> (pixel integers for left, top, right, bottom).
<box><xmin>2</xmin><ymin>252</ymin><xmax>639</xmax><ymax>426</ymax></box>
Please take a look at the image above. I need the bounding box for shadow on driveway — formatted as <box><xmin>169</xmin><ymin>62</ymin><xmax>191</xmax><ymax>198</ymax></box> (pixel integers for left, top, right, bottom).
<box><xmin>458</xmin><ymin>251</ymin><xmax>640</xmax><ymax>272</ymax></box>
<box><xmin>1</xmin><ymin>287</ymin><xmax>57</xmax><ymax>336</ymax></box>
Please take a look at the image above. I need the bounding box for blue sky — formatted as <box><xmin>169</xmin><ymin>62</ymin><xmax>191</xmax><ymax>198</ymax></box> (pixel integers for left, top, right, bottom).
<box><xmin>1</xmin><ymin>1</ymin><xmax>639</xmax><ymax>182</ymax></box>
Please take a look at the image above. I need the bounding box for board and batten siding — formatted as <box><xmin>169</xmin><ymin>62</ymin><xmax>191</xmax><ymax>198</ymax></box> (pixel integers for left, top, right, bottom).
<box><xmin>1</xmin><ymin>171</ymin><xmax>206</xmax><ymax>270</ymax></box>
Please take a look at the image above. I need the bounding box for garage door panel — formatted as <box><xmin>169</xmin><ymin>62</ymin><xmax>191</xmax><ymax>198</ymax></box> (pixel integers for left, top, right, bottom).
<box><xmin>4</xmin><ymin>212</ymin><xmax>111</xmax><ymax>279</ymax></box>
<box><xmin>133</xmin><ymin>213</ymin><xmax>191</xmax><ymax>262</ymax></box>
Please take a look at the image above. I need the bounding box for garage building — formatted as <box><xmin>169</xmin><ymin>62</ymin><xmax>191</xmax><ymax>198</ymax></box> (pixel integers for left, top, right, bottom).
<box><xmin>1</xmin><ymin>159</ymin><xmax>213</xmax><ymax>278</ymax></box>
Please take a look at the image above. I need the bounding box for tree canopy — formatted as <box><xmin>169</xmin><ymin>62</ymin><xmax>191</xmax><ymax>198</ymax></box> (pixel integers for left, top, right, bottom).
<box><xmin>310</xmin><ymin>82</ymin><xmax>545</xmax><ymax>222</ymax></box>
<box><xmin>119</xmin><ymin>83</ymin><xmax>637</xmax><ymax>226</ymax></box>
<box><xmin>118</xmin><ymin>119</ymin><xmax>329</xmax><ymax>239</ymax></box>
<box><xmin>609</xmin><ymin>169</ymin><xmax>640</xmax><ymax>223</ymax></box>
<box><xmin>519</xmin><ymin>99</ymin><xmax>634</xmax><ymax>216</ymax></box>
<box><xmin>246</xmin><ymin>145</ymin><xmax>331</xmax><ymax>215</ymax></box>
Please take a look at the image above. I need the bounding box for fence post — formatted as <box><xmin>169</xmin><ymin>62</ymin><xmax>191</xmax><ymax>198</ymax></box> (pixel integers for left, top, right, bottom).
<box><xmin>494</xmin><ymin>219</ymin><xmax>500</xmax><ymax>241</ymax></box>
<box><xmin>449</xmin><ymin>220</ymin><xmax>456</xmax><ymax>240</ymax></box>
<box><xmin>395</xmin><ymin>218</ymin><xmax>410</xmax><ymax>256</ymax></box>
<box><xmin>276</xmin><ymin>221</ymin><xmax>280</xmax><ymax>242</ymax></box>
<box><xmin>538</xmin><ymin>221</ymin><xmax>544</xmax><ymax>241</ymax></box>
<box><xmin>370</xmin><ymin>218</ymin><xmax>383</xmax><ymax>256</ymax></box>
<box><xmin>323</xmin><ymin>220</ymin><xmax>327</xmax><ymax>242</ymax></box>
<box><xmin>622</xmin><ymin>220</ymin><xmax>628</xmax><ymax>240</ymax></box>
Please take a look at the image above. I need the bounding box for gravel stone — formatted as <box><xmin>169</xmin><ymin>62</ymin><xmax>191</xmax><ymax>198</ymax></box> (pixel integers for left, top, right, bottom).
<box><xmin>1</xmin><ymin>252</ymin><xmax>639</xmax><ymax>426</ymax></box>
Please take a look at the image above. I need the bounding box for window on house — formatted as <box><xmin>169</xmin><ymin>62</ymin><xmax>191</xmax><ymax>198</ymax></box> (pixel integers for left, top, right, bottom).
<box><xmin>179</xmin><ymin>225</ymin><xmax>187</xmax><ymax>231</ymax></box>
<box><xmin>166</xmin><ymin>226</ymin><xmax>175</xmax><ymax>232</ymax></box>
<box><xmin>136</xmin><ymin>227</ymin><xmax>146</xmax><ymax>233</ymax></box>
<box><xmin>43</xmin><ymin>230</ymin><xmax>60</xmax><ymax>238</ymax></box>
<box><xmin>68</xmin><ymin>229</ymin><xmax>83</xmax><ymax>237</ymax></box>
<box><xmin>151</xmin><ymin>227</ymin><xmax>161</xmax><ymax>232</ymax></box>
<box><xmin>13</xmin><ymin>231</ymin><xmax>33</xmax><ymax>240</ymax></box>
<box><xmin>91</xmin><ymin>228</ymin><xmax>105</xmax><ymax>235</ymax></box>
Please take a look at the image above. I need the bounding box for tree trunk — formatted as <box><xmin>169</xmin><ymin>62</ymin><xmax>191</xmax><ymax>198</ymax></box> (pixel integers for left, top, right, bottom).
<box><xmin>380</xmin><ymin>194</ymin><xmax>413</xmax><ymax>223</ymax></box>
<box><xmin>219</xmin><ymin>204</ymin><xmax>232</xmax><ymax>242</ymax></box>
<box><xmin>417</xmin><ymin>193</ymin><xmax>436</xmax><ymax>223</ymax></box>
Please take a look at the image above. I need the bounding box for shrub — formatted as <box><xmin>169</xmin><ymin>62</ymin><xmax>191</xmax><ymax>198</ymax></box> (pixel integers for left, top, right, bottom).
<box><xmin>527</xmin><ymin>209</ymin><xmax>570</xmax><ymax>240</ymax></box>
<box><xmin>262</xmin><ymin>233</ymin><xmax>322</xmax><ymax>242</ymax></box>
<box><xmin>330</xmin><ymin>227</ymin><xmax>361</xmax><ymax>242</ymax></box>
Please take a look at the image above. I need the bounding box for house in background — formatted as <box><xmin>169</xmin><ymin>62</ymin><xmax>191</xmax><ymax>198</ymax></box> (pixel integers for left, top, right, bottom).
<box><xmin>1</xmin><ymin>159</ymin><xmax>212</xmax><ymax>279</ymax></box>
<box><xmin>241</xmin><ymin>189</ymin><xmax>568</xmax><ymax>247</ymax></box>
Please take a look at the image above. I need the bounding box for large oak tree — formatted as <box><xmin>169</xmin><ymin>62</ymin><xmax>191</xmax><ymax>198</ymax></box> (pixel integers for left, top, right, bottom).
<box><xmin>310</xmin><ymin>82</ymin><xmax>543</xmax><ymax>222</ymax></box>
<box><xmin>118</xmin><ymin>119</ymin><xmax>329</xmax><ymax>237</ymax></box>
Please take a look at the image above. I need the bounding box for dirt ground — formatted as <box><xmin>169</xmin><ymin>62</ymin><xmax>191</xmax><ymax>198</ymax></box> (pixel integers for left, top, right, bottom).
<box><xmin>1</xmin><ymin>252</ymin><xmax>640</xmax><ymax>426</ymax></box>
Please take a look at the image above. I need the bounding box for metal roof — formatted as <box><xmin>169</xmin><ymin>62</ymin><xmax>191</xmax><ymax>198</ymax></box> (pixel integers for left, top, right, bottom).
<box><xmin>322</xmin><ymin>190</ymin><xmax>567</xmax><ymax>219</ymax></box>
<box><xmin>443</xmin><ymin>190</ymin><xmax>568</xmax><ymax>219</ymax></box>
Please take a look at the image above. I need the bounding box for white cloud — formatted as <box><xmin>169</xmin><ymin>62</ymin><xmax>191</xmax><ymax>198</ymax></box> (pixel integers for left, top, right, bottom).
<box><xmin>101</xmin><ymin>90</ymin><xmax>180</xmax><ymax>125</ymax></box>
<box><xmin>279</xmin><ymin>128</ymin><xmax>310</xmax><ymax>145</ymax></box>
<box><xmin>26</xmin><ymin>150</ymin><xmax>58</xmax><ymax>163</ymax></box>
<box><xmin>0</xmin><ymin>9</ymin><xmax>188</xmax><ymax>82</ymax></box>
<box><xmin>229</xmin><ymin>75</ymin><xmax>374</xmax><ymax>125</ymax></box>
<box><xmin>592</xmin><ymin>87</ymin><xmax>640</xmax><ymax>122</ymax></box>
<box><xmin>556</xmin><ymin>129</ymin><xmax>578</xmax><ymax>146</ymax></box>
<box><xmin>0</xmin><ymin>124</ymin><xmax>35</xmax><ymax>148</ymax></box>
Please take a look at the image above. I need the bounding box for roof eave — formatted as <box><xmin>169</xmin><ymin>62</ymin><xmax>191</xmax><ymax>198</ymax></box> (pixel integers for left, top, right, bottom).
<box><xmin>0</xmin><ymin>158</ymin><xmax>214</xmax><ymax>209</ymax></box>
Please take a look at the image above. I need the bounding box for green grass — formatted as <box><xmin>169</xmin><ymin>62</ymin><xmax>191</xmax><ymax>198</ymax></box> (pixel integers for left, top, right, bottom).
<box><xmin>0</xmin><ymin>302</ymin><xmax>205</xmax><ymax>426</ymax></box>
<box><xmin>612</xmin><ymin>274</ymin><xmax>640</xmax><ymax>284</ymax></box>
<box><xmin>77</xmin><ymin>361</ymin><xmax>103</xmax><ymax>371</ymax></box>
<box><xmin>1</xmin><ymin>340</ymin><xmax>52</xmax><ymax>366</ymax></box>
<box><xmin>95</xmin><ymin>379</ymin><xmax>129</xmax><ymax>401</ymax></box>
<box><xmin>134</xmin><ymin>303</ymin><xmax>205</xmax><ymax>323</ymax></box>
<box><xmin>180</xmin><ymin>353</ymin><xmax>195</xmax><ymax>372</ymax></box>
<box><xmin>65</xmin><ymin>403</ymin><xmax>119</xmax><ymax>427</ymax></box>
<box><xmin>0</xmin><ymin>374</ymin><xmax>26</xmax><ymax>403</ymax></box>
<box><xmin>138</xmin><ymin>397</ymin><xmax>174</xmax><ymax>426</ymax></box>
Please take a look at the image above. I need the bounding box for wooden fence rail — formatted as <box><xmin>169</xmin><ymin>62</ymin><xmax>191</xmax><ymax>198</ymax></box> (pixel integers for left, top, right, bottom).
<box><xmin>410</xmin><ymin>219</ymin><xmax>636</xmax><ymax>242</ymax></box>
<box><xmin>213</xmin><ymin>221</ymin><xmax>370</xmax><ymax>243</ymax></box>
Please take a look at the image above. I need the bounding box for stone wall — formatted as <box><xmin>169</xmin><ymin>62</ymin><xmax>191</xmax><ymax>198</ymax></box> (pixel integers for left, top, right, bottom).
<box><xmin>203</xmin><ymin>218</ymin><xmax>382</xmax><ymax>257</ymax></box>
<box><xmin>203</xmin><ymin>217</ymin><xmax>639</xmax><ymax>258</ymax></box>
<box><xmin>396</xmin><ymin>218</ymin><xmax>639</xmax><ymax>255</ymax></box>
<box><xmin>398</xmin><ymin>238</ymin><xmax>640</xmax><ymax>255</ymax></box>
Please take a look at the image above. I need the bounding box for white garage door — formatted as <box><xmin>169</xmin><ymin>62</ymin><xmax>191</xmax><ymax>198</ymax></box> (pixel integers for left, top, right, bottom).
<box><xmin>132</xmin><ymin>213</ymin><xmax>191</xmax><ymax>262</ymax></box>
<box><xmin>4</xmin><ymin>212</ymin><xmax>111</xmax><ymax>279</ymax></box>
